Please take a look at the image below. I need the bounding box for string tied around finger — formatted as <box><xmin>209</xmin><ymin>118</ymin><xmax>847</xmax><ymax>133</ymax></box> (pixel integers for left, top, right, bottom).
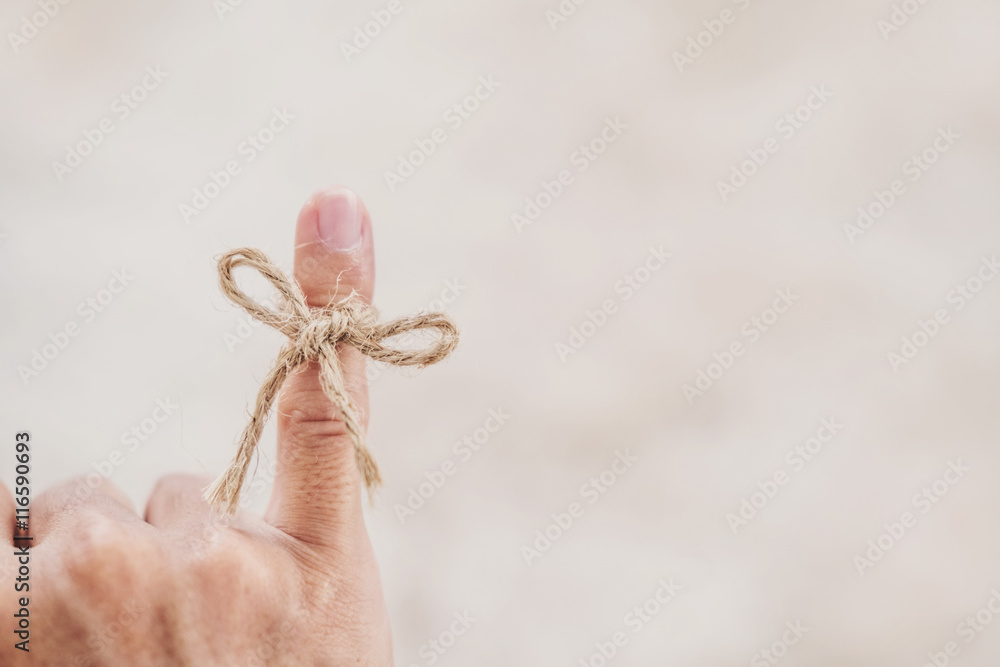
<box><xmin>203</xmin><ymin>247</ymin><xmax>460</xmax><ymax>515</ymax></box>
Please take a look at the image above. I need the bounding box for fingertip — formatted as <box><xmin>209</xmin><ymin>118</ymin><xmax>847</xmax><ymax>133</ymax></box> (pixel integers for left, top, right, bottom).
<box><xmin>294</xmin><ymin>186</ymin><xmax>375</xmax><ymax>305</ymax></box>
<box><xmin>296</xmin><ymin>186</ymin><xmax>367</xmax><ymax>250</ymax></box>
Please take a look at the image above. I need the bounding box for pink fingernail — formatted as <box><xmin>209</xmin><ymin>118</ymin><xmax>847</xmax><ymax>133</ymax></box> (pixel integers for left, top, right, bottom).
<box><xmin>317</xmin><ymin>187</ymin><xmax>362</xmax><ymax>251</ymax></box>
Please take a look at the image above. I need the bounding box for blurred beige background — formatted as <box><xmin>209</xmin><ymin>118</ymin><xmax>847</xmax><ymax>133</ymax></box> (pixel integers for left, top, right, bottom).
<box><xmin>2</xmin><ymin>0</ymin><xmax>1000</xmax><ymax>664</ymax></box>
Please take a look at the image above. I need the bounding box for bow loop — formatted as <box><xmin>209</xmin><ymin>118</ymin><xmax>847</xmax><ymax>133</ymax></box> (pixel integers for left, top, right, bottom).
<box><xmin>349</xmin><ymin>312</ymin><xmax>460</xmax><ymax>368</ymax></box>
<box><xmin>217</xmin><ymin>248</ymin><xmax>311</xmax><ymax>338</ymax></box>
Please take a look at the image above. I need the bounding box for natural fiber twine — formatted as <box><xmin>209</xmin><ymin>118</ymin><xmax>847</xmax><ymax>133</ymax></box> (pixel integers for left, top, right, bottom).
<box><xmin>204</xmin><ymin>248</ymin><xmax>459</xmax><ymax>515</ymax></box>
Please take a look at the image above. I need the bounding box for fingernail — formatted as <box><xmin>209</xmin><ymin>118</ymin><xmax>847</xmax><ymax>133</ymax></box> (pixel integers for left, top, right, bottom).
<box><xmin>317</xmin><ymin>187</ymin><xmax>362</xmax><ymax>251</ymax></box>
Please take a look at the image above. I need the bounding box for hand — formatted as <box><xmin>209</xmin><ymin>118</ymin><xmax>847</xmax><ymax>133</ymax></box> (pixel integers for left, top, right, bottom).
<box><xmin>0</xmin><ymin>187</ymin><xmax>393</xmax><ymax>666</ymax></box>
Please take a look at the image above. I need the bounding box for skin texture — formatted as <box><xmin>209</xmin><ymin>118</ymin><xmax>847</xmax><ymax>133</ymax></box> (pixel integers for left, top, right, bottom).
<box><xmin>0</xmin><ymin>187</ymin><xmax>393</xmax><ymax>666</ymax></box>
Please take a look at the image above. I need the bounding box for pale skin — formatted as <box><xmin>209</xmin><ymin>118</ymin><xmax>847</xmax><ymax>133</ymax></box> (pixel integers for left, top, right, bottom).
<box><xmin>0</xmin><ymin>187</ymin><xmax>394</xmax><ymax>665</ymax></box>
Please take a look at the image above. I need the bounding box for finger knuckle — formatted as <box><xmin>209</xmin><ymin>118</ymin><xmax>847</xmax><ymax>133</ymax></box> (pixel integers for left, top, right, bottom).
<box><xmin>278</xmin><ymin>395</ymin><xmax>351</xmax><ymax>442</ymax></box>
<box><xmin>151</xmin><ymin>473</ymin><xmax>212</xmax><ymax>498</ymax></box>
<box><xmin>45</xmin><ymin>475</ymin><xmax>123</xmax><ymax>514</ymax></box>
<box><xmin>62</xmin><ymin>515</ymin><xmax>163</xmax><ymax>599</ymax></box>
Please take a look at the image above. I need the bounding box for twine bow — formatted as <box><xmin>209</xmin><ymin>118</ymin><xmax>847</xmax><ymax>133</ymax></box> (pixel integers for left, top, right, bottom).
<box><xmin>204</xmin><ymin>247</ymin><xmax>459</xmax><ymax>515</ymax></box>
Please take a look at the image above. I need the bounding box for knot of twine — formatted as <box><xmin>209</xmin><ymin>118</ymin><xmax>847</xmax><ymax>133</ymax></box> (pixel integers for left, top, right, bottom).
<box><xmin>204</xmin><ymin>247</ymin><xmax>459</xmax><ymax>515</ymax></box>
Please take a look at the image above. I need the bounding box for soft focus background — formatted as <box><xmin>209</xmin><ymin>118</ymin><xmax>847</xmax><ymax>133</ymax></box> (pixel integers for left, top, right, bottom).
<box><xmin>3</xmin><ymin>0</ymin><xmax>1000</xmax><ymax>664</ymax></box>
